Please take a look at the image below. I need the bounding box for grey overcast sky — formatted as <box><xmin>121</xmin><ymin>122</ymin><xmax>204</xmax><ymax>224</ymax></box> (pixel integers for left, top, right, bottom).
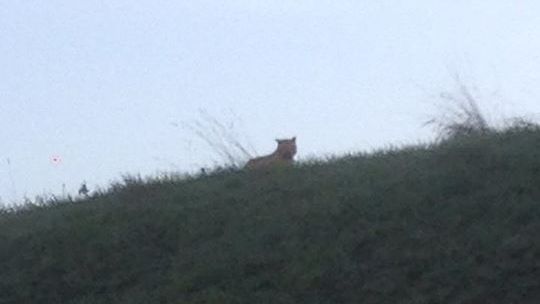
<box><xmin>2</xmin><ymin>1</ymin><xmax>540</xmax><ymax>203</ymax></box>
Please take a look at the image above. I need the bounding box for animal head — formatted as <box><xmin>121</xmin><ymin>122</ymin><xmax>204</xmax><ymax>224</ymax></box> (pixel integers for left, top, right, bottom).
<box><xmin>275</xmin><ymin>137</ymin><xmax>297</xmax><ymax>159</ymax></box>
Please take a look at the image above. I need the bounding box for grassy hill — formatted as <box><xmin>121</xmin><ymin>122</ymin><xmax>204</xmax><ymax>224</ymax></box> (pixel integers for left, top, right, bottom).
<box><xmin>2</xmin><ymin>125</ymin><xmax>540</xmax><ymax>304</ymax></box>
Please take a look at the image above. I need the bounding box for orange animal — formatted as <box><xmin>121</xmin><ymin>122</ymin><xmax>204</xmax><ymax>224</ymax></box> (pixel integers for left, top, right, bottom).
<box><xmin>245</xmin><ymin>137</ymin><xmax>297</xmax><ymax>169</ymax></box>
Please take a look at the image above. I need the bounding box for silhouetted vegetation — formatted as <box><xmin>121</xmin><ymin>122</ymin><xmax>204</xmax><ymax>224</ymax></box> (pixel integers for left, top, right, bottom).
<box><xmin>425</xmin><ymin>76</ymin><xmax>491</xmax><ymax>140</ymax></box>
<box><xmin>181</xmin><ymin>109</ymin><xmax>256</xmax><ymax>168</ymax></box>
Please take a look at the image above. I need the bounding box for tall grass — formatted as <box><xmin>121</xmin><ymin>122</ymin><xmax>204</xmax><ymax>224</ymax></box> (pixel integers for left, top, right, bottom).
<box><xmin>181</xmin><ymin>109</ymin><xmax>256</xmax><ymax>168</ymax></box>
<box><xmin>425</xmin><ymin>76</ymin><xmax>490</xmax><ymax>139</ymax></box>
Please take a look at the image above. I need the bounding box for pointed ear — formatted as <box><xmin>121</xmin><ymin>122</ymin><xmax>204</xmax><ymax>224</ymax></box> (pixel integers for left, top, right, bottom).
<box><xmin>292</xmin><ymin>136</ymin><xmax>296</xmax><ymax>141</ymax></box>
<box><xmin>275</xmin><ymin>139</ymin><xmax>282</xmax><ymax>144</ymax></box>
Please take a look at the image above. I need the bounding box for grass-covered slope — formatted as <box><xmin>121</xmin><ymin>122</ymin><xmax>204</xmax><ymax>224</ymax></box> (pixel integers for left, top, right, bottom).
<box><xmin>2</xmin><ymin>127</ymin><xmax>540</xmax><ymax>304</ymax></box>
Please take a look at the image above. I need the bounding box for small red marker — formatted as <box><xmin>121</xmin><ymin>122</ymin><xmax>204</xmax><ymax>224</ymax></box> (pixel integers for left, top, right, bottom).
<box><xmin>50</xmin><ymin>155</ymin><xmax>62</xmax><ymax>165</ymax></box>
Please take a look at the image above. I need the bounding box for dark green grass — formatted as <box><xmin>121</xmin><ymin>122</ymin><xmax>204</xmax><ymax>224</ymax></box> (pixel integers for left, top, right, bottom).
<box><xmin>2</xmin><ymin>126</ymin><xmax>540</xmax><ymax>304</ymax></box>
